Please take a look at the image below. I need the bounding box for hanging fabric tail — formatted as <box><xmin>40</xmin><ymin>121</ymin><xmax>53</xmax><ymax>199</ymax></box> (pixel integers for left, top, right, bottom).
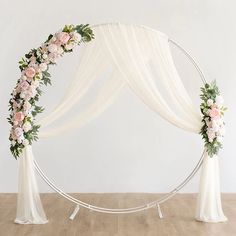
<box><xmin>195</xmin><ymin>153</ymin><xmax>227</xmax><ymax>223</ymax></box>
<box><xmin>15</xmin><ymin>145</ymin><xmax>48</xmax><ymax>224</ymax></box>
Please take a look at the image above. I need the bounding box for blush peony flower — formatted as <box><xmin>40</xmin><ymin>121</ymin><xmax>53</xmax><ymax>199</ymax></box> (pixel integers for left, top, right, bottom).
<box><xmin>48</xmin><ymin>44</ymin><xmax>58</xmax><ymax>53</ymax></box>
<box><xmin>14</xmin><ymin>127</ymin><xmax>23</xmax><ymax>138</ymax></box>
<box><xmin>209</xmin><ymin>107</ymin><xmax>220</xmax><ymax>119</ymax></box>
<box><xmin>25</xmin><ymin>67</ymin><xmax>36</xmax><ymax>78</ymax></box>
<box><xmin>57</xmin><ymin>32</ymin><xmax>70</xmax><ymax>44</ymax></box>
<box><xmin>14</xmin><ymin>112</ymin><xmax>24</xmax><ymax>122</ymax></box>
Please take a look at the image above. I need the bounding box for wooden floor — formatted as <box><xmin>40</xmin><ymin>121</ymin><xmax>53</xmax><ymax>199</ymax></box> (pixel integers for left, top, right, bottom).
<box><xmin>0</xmin><ymin>193</ymin><xmax>235</xmax><ymax>236</ymax></box>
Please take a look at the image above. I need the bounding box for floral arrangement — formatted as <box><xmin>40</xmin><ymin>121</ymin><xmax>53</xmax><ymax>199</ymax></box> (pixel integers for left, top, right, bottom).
<box><xmin>8</xmin><ymin>24</ymin><xmax>94</xmax><ymax>158</ymax></box>
<box><xmin>200</xmin><ymin>81</ymin><xmax>226</xmax><ymax>157</ymax></box>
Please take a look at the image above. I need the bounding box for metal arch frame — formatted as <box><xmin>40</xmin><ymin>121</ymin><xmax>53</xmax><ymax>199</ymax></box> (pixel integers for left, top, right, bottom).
<box><xmin>33</xmin><ymin>23</ymin><xmax>207</xmax><ymax>215</ymax></box>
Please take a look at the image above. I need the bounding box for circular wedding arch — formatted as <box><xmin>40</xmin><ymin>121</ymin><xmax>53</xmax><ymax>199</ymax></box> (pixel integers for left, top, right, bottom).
<box><xmin>33</xmin><ymin>23</ymin><xmax>207</xmax><ymax>214</ymax></box>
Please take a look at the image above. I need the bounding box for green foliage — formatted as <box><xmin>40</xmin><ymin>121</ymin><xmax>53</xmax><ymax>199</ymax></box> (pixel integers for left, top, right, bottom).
<box><xmin>75</xmin><ymin>24</ymin><xmax>95</xmax><ymax>42</ymax></box>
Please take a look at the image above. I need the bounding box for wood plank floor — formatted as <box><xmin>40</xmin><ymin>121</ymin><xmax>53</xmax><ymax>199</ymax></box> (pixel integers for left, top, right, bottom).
<box><xmin>0</xmin><ymin>193</ymin><xmax>235</xmax><ymax>236</ymax></box>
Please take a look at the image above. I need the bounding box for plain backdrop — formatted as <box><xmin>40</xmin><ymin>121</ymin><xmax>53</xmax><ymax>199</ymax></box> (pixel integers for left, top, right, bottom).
<box><xmin>0</xmin><ymin>0</ymin><xmax>235</xmax><ymax>193</ymax></box>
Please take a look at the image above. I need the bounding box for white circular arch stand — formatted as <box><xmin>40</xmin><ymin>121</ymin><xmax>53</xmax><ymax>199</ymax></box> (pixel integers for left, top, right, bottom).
<box><xmin>33</xmin><ymin>23</ymin><xmax>207</xmax><ymax>219</ymax></box>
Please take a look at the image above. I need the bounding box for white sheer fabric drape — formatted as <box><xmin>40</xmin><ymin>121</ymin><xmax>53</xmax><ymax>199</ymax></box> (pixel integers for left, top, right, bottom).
<box><xmin>15</xmin><ymin>146</ymin><xmax>48</xmax><ymax>224</ymax></box>
<box><xmin>16</xmin><ymin>23</ymin><xmax>226</xmax><ymax>224</ymax></box>
<box><xmin>196</xmin><ymin>154</ymin><xmax>227</xmax><ymax>222</ymax></box>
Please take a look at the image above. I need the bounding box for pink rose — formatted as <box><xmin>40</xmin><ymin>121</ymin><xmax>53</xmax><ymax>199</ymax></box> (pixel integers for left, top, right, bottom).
<box><xmin>54</xmin><ymin>39</ymin><xmax>62</xmax><ymax>46</ymax></box>
<box><xmin>19</xmin><ymin>81</ymin><xmax>29</xmax><ymax>91</ymax></box>
<box><xmin>14</xmin><ymin>127</ymin><xmax>23</xmax><ymax>138</ymax></box>
<box><xmin>14</xmin><ymin>112</ymin><xmax>24</xmax><ymax>122</ymax></box>
<box><xmin>57</xmin><ymin>32</ymin><xmax>70</xmax><ymax>44</ymax></box>
<box><xmin>209</xmin><ymin>107</ymin><xmax>220</xmax><ymax>119</ymax></box>
<box><xmin>25</xmin><ymin>67</ymin><xmax>36</xmax><ymax>78</ymax></box>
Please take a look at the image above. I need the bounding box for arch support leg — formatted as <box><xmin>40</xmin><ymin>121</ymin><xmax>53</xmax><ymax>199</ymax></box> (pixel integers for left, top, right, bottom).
<box><xmin>69</xmin><ymin>205</ymin><xmax>80</xmax><ymax>220</ymax></box>
<box><xmin>157</xmin><ymin>204</ymin><xmax>163</xmax><ymax>219</ymax></box>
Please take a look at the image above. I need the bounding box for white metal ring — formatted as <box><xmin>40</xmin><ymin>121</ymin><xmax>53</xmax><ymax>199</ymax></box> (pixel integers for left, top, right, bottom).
<box><xmin>34</xmin><ymin>23</ymin><xmax>207</xmax><ymax>214</ymax></box>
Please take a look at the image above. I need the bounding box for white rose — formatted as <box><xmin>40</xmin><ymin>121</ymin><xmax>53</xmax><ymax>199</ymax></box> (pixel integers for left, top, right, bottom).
<box><xmin>23</xmin><ymin>139</ymin><xmax>29</xmax><ymax>146</ymax></box>
<box><xmin>42</xmin><ymin>53</ymin><xmax>48</xmax><ymax>59</ymax></box>
<box><xmin>17</xmin><ymin>136</ymin><xmax>24</xmax><ymax>144</ymax></box>
<box><xmin>11</xmin><ymin>140</ymin><xmax>16</xmax><ymax>146</ymax></box>
<box><xmin>48</xmin><ymin>44</ymin><xmax>58</xmax><ymax>53</ymax></box>
<box><xmin>65</xmin><ymin>42</ymin><xmax>75</xmax><ymax>50</ymax></box>
<box><xmin>39</xmin><ymin>63</ymin><xmax>47</xmax><ymax>71</ymax></box>
<box><xmin>32</xmin><ymin>80</ymin><xmax>40</xmax><ymax>87</ymax></box>
<box><xmin>21</xmin><ymin>75</ymin><xmax>27</xmax><ymax>81</ymax></box>
<box><xmin>207</xmin><ymin>99</ymin><xmax>214</xmax><ymax>106</ymax></box>
<box><xmin>215</xmin><ymin>95</ymin><xmax>224</xmax><ymax>107</ymax></box>
<box><xmin>57</xmin><ymin>46</ymin><xmax>64</xmax><ymax>55</ymax></box>
<box><xmin>20</xmin><ymin>92</ymin><xmax>26</xmax><ymax>99</ymax></box>
<box><xmin>71</xmin><ymin>32</ymin><xmax>81</xmax><ymax>42</ymax></box>
<box><xmin>23</xmin><ymin>121</ymin><xmax>32</xmax><ymax>132</ymax></box>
